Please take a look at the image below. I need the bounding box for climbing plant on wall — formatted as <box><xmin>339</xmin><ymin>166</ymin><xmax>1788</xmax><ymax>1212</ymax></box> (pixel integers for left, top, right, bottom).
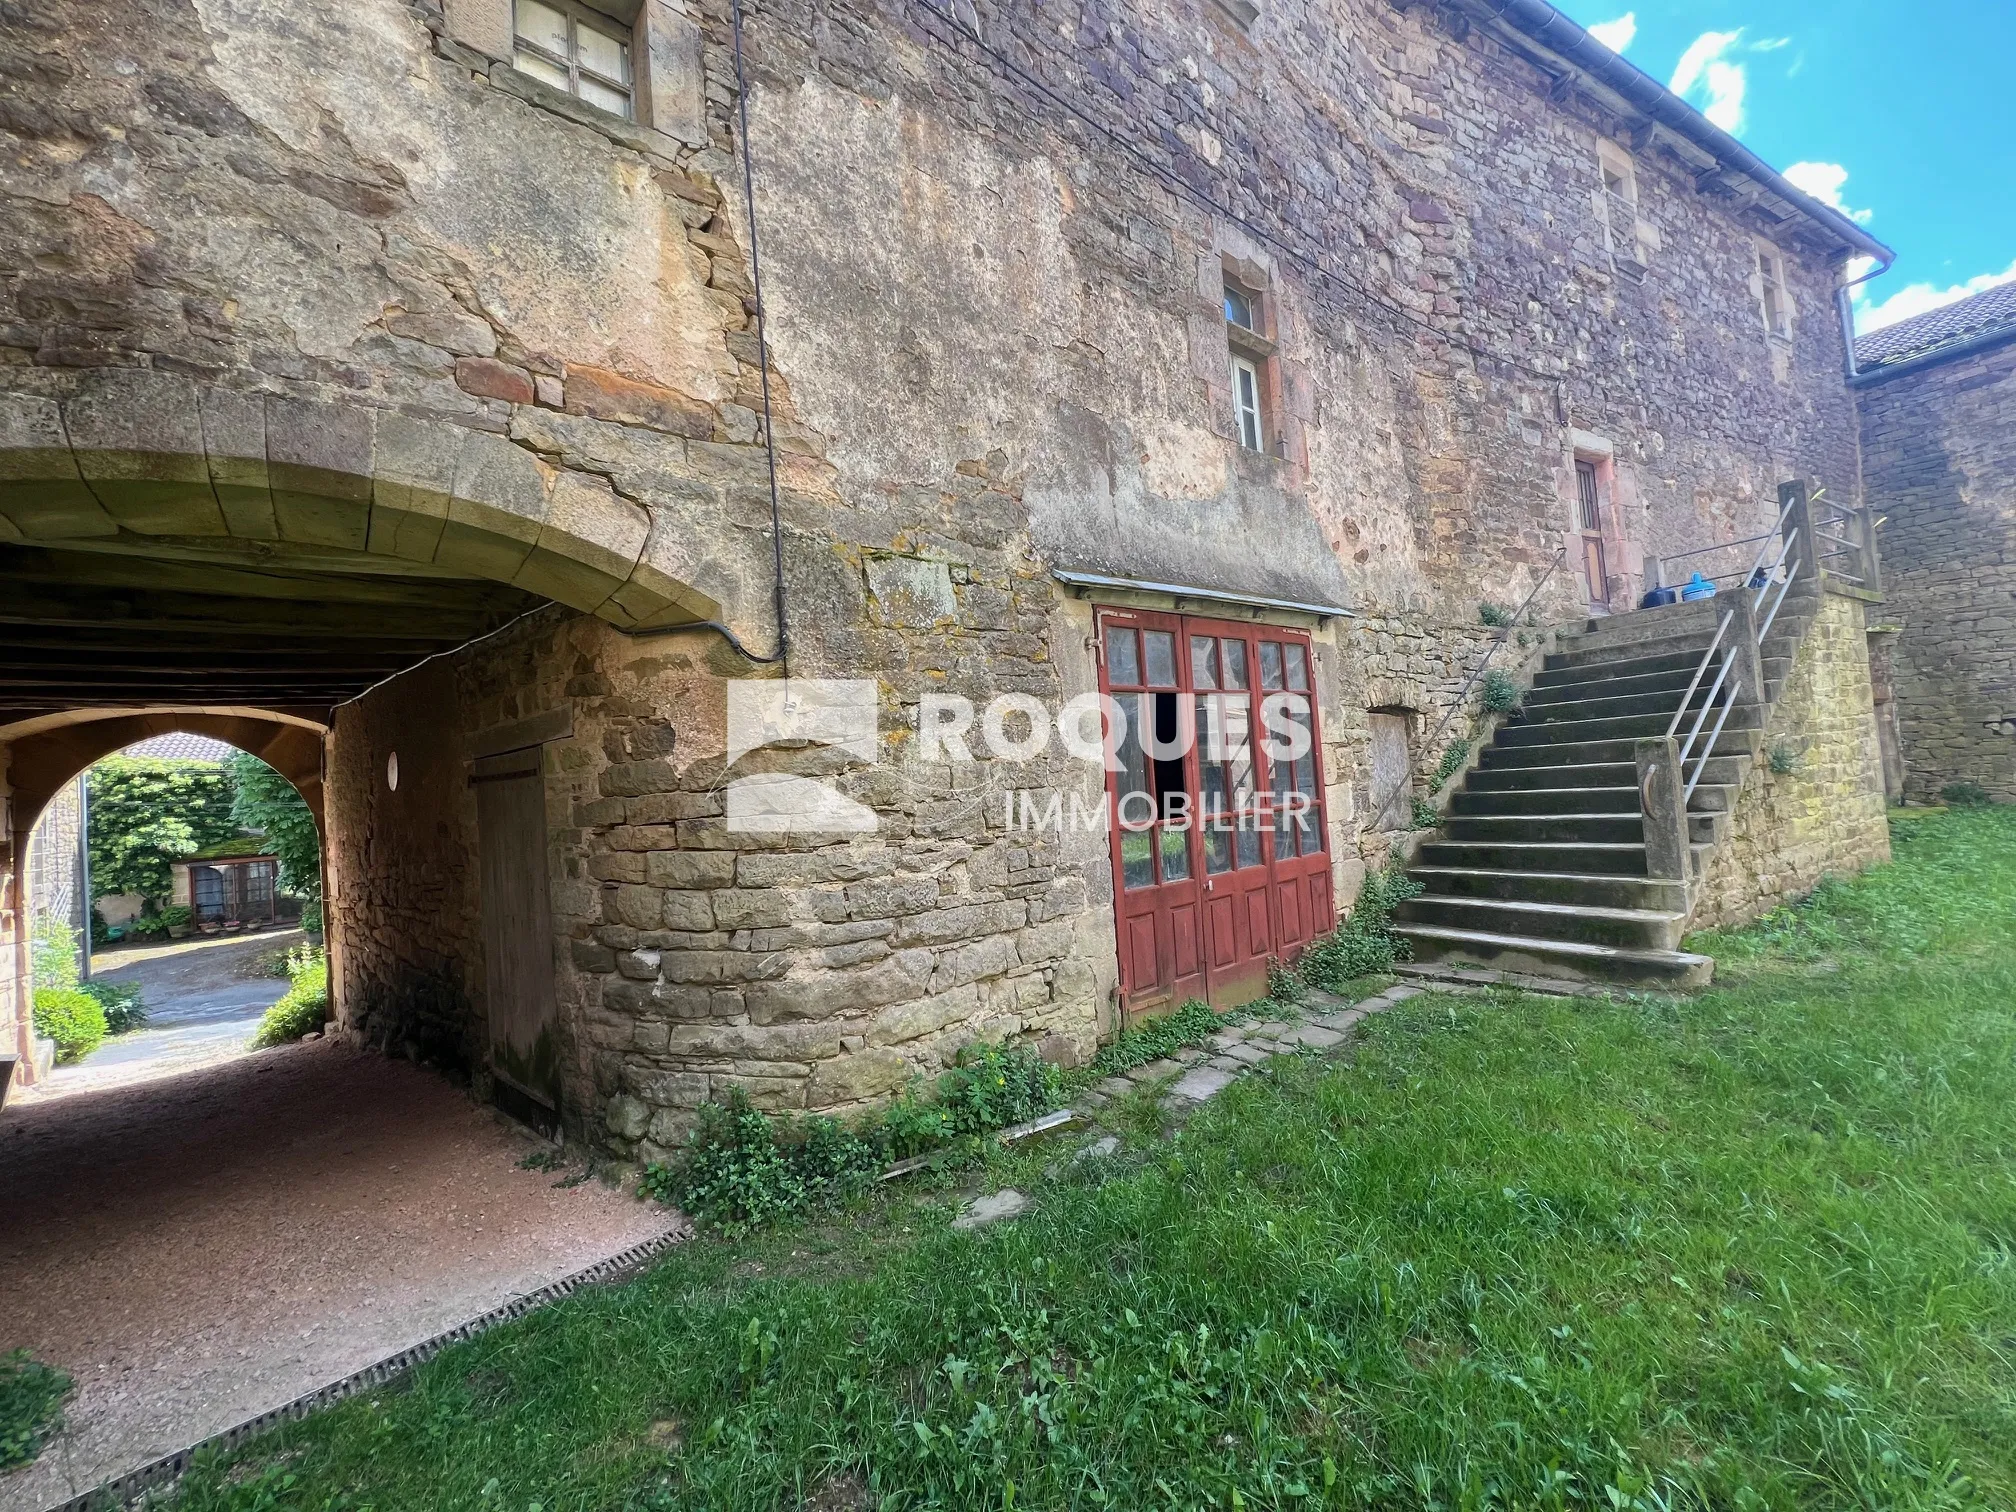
<box><xmin>226</xmin><ymin>752</ymin><xmax>323</xmax><ymax>914</ymax></box>
<box><xmin>86</xmin><ymin>757</ymin><xmax>241</xmax><ymax>904</ymax></box>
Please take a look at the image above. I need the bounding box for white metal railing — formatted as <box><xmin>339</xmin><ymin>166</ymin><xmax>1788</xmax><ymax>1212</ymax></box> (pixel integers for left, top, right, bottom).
<box><xmin>1660</xmin><ymin>500</ymin><xmax>1807</xmax><ymax>800</ymax></box>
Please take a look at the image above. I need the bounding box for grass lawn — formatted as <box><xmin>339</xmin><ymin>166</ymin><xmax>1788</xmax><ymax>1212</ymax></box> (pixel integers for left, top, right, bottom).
<box><xmin>175</xmin><ymin>809</ymin><xmax>2016</xmax><ymax>1511</ymax></box>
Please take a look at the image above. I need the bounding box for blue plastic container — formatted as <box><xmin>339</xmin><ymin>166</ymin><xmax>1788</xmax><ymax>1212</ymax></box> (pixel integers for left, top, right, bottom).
<box><xmin>1680</xmin><ymin>571</ymin><xmax>1717</xmax><ymax>602</ymax></box>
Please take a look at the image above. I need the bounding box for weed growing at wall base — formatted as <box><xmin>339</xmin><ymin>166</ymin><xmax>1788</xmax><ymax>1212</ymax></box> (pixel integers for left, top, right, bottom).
<box><xmin>0</xmin><ymin>1350</ymin><xmax>72</xmax><ymax>1470</ymax></box>
<box><xmin>639</xmin><ymin>1043</ymin><xmax>1064</xmax><ymax>1233</ymax></box>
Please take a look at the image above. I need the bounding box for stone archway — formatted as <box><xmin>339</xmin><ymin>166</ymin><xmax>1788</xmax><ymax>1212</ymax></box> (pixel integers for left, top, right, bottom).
<box><xmin>2</xmin><ymin>708</ymin><xmax>331</xmax><ymax>1084</ymax></box>
<box><xmin>0</xmin><ymin>368</ymin><xmax>776</xmax><ymax>1090</ymax></box>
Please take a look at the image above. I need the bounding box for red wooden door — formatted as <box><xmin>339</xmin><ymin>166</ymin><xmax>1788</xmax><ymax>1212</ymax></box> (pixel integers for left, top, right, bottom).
<box><xmin>1099</xmin><ymin>611</ymin><xmax>1331</xmax><ymax>1015</ymax></box>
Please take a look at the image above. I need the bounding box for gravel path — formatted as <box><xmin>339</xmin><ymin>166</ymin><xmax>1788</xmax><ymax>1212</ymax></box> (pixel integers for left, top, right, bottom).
<box><xmin>0</xmin><ymin>1041</ymin><xmax>677</xmax><ymax>1511</ymax></box>
<box><xmin>26</xmin><ymin>932</ymin><xmax>303</xmax><ymax>1102</ymax></box>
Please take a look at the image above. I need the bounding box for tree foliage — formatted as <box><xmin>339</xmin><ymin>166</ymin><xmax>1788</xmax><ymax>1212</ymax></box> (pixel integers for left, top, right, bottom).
<box><xmin>86</xmin><ymin>757</ymin><xmax>240</xmax><ymax>902</ymax></box>
<box><xmin>227</xmin><ymin>752</ymin><xmax>323</xmax><ymax>904</ymax></box>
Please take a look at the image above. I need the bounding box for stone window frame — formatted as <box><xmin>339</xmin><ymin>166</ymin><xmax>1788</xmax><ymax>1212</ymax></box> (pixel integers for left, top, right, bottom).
<box><xmin>1593</xmin><ymin>141</ymin><xmax>1654</xmax><ymax>279</ymax></box>
<box><xmin>440</xmin><ymin>0</ymin><xmax>709</xmax><ymax>155</ymax></box>
<box><xmin>1221</xmin><ymin>259</ymin><xmax>1284</xmax><ymax>459</ymax></box>
<box><xmin>1754</xmin><ymin>239</ymin><xmax>1794</xmax><ymax>342</ymax></box>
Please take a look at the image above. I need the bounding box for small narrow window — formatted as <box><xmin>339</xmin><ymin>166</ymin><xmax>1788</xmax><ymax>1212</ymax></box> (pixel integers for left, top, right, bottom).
<box><xmin>1231</xmin><ymin>355</ymin><xmax>1265</xmax><ymax>451</ymax></box>
<box><xmin>1758</xmin><ymin>247</ymin><xmax>1791</xmax><ymax>337</ymax></box>
<box><xmin>1598</xmin><ymin>152</ymin><xmax>1642</xmax><ymax>270</ymax></box>
<box><xmin>514</xmin><ymin>0</ymin><xmax>634</xmax><ymax>120</ymax></box>
<box><xmin>1224</xmin><ymin>278</ymin><xmax>1274</xmax><ymax>455</ymax></box>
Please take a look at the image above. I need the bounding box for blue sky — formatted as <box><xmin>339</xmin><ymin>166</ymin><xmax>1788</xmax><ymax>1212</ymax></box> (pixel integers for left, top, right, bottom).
<box><xmin>1551</xmin><ymin>1</ymin><xmax>2016</xmax><ymax>332</ymax></box>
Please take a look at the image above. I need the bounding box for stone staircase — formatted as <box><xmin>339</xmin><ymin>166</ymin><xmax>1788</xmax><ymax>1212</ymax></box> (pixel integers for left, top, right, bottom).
<box><xmin>1392</xmin><ymin>581</ymin><xmax>1822</xmax><ymax>988</ymax></box>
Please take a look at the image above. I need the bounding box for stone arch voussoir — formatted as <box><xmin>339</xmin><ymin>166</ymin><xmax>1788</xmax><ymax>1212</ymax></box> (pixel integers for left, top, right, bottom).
<box><xmin>0</xmin><ymin>372</ymin><xmax>754</xmax><ymax>630</ymax></box>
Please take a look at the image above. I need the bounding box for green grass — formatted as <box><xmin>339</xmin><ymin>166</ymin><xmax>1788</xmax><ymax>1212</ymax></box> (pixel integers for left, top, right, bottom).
<box><xmin>170</xmin><ymin>809</ymin><xmax>2016</xmax><ymax>1510</ymax></box>
<box><xmin>1</xmin><ymin>1350</ymin><xmax>72</xmax><ymax>1471</ymax></box>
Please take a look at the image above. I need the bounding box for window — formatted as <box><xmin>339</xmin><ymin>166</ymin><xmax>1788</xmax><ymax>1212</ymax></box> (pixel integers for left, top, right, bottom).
<box><xmin>1230</xmin><ymin>356</ymin><xmax>1265</xmax><ymax>451</ymax></box>
<box><xmin>514</xmin><ymin>0</ymin><xmax>633</xmax><ymax>119</ymax></box>
<box><xmin>1223</xmin><ymin>279</ymin><xmax>1275</xmax><ymax>454</ymax></box>
<box><xmin>1757</xmin><ymin>245</ymin><xmax>1791</xmax><ymax>338</ymax></box>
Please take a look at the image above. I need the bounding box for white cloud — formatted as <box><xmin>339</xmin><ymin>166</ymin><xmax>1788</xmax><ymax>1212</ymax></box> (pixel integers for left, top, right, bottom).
<box><xmin>1856</xmin><ymin>259</ymin><xmax>2016</xmax><ymax>334</ymax></box>
<box><xmin>1781</xmin><ymin>161</ymin><xmax>1874</xmax><ymax>224</ymax></box>
<box><xmin>1586</xmin><ymin>13</ymin><xmax>1637</xmax><ymax>53</ymax></box>
<box><xmin>1671</xmin><ymin>30</ymin><xmax>1748</xmax><ymax>134</ymax></box>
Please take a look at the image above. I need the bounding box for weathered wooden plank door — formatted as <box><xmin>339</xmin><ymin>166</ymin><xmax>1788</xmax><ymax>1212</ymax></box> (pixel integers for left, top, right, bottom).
<box><xmin>473</xmin><ymin>748</ymin><xmax>560</xmax><ymax>1123</ymax></box>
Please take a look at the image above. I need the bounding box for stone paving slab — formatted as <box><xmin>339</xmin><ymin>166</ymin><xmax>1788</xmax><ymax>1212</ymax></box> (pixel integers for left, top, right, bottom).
<box><xmin>1071</xmin><ymin>978</ymin><xmax>1451</xmax><ymax>1129</ymax></box>
<box><xmin>1165</xmin><ymin>1066</ymin><xmax>1237</xmax><ymax>1104</ymax></box>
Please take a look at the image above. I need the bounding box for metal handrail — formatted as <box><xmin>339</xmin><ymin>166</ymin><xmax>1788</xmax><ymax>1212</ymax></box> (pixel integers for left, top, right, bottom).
<box><xmin>1663</xmin><ymin>608</ymin><xmax>1734</xmax><ymax>742</ymax></box>
<box><xmin>1658</xmin><ymin>529</ymin><xmax>1778</xmax><ymax>566</ymax></box>
<box><xmin>1365</xmin><ymin>546</ymin><xmax>1566</xmax><ymax>827</ymax></box>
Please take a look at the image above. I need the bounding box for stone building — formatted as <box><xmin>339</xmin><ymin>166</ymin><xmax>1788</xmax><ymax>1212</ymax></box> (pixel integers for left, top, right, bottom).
<box><xmin>1853</xmin><ymin>283</ymin><xmax>2016</xmax><ymax>802</ymax></box>
<box><xmin>1</xmin><ymin>0</ymin><xmax>1891</xmax><ymax>1153</ymax></box>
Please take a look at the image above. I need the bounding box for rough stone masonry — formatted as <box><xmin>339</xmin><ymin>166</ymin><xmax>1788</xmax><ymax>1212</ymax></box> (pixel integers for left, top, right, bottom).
<box><xmin>0</xmin><ymin>0</ymin><xmax>1892</xmax><ymax>1151</ymax></box>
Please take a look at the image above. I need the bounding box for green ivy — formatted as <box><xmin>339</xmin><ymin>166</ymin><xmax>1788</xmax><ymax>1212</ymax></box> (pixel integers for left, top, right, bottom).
<box><xmin>87</xmin><ymin>756</ymin><xmax>241</xmax><ymax>903</ymax></box>
<box><xmin>227</xmin><ymin>752</ymin><xmax>324</xmax><ymax>906</ymax></box>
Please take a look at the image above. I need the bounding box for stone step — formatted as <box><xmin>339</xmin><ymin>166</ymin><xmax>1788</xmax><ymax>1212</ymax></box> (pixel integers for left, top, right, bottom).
<box><xmin>1414</xmin><ymin>838</ymin><xmax>1662</xmax><ymax>877</ymax></box>
<box><xmin>1545</xmin><ymin>635</ymin><xmax>1720</xmax><ymax>675</ymax></box>
<box><xmin>1494</xmin><ymin>704</ymin><xmax>1761</xmax><ymax>748</ymax></box>
<box><xmin>1525</xmin><ymin>664</ymin><xmax>1703</xmax><ymax>706</ymax></box>
<box><xmin>1480</xmin><ymin>731</ymin><xmax>1759</xmax><ymax>769</ymax></box>
<box><xmin>1395</xmin><ymin>892</ymin><xmax>1686</xmax><ymax>951</ymax></box>
<box><xmin>1534</xmin><ymin>647</ymin><xmax>1708</xmax><ymax>687</ymax></box>
<box><xmin>1440</xmin><ymin>811</ymin><xmax>1720</xmax><ymax>845</ymax></box>
<box><xmin>1394</xmin><ymin>922</ymin><xmax>1714</xmax><ymax>988</ymax></box>
<box><xmin>1451</xmin><ymin>785</ymin><xmax>1639</xmax><ymax>816</ymax></box>
<box><xmin>1465</xmin><ymin>754</ymin><xmax>1749</xmax><ymax>789</ymax></box>
<box><xmin>1521</xmin><ymin>683</ymin><xmax>1724</xmax><ymax>725</ymax></box>
<box><xmin>1409</xmin><ymin>865</ymin><xmax>1690</xmax><ymax>912</ymax></box>
<box><xmin>1562</xmin><ymin>595</ymin><xmax>1729</xmax><ymax>649</ymax></box>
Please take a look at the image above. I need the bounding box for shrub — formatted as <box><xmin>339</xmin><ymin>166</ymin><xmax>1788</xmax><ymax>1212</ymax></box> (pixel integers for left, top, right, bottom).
<box><xmin>160</xmin><ymin>904</ymin><xmax>193</xmax><ymax>931</ymax></box>
<box><xmin>1298</xmin><ymin>867</ymin><xmax>1424</xmax><ymax>989</ymax></box>
<box><xmin>81</xmin><ymin>980</ymin><xmax>147</xmax><ymax>1035</ymax></box>
<box><xmin>641</xmin><ymin>1040</ymin><xmax>1066</xmax><ymax>1233</ymax></box>
<box><xmin>639</xmin><ymin>1089</ymin><xmax>880</xmax><ymax>1236</ymax></box>
<box><xmin>1480</xmin><ymin>668</ymin><xmax>1521</xmax><ymax>713</ymax></box>
<box><xmin>253</xmin><ymin>946</ymin><xmax>329</xmax><ymax>1047</ymax></box>
<box><xmin>32</xmin><ymin>988</ymin><xmax>106</xmax><ymax>1063</ymax></box>
<box><xmin>127</xmin><ymin>913</ymin><xmax>170</xmax><ymax>941</ymax></box>
<box><xmin>0</xmin><ymin>1349</ymin><xmax>73</xmax><ymax>1470</ymax></box>
<box><xmin>1410</xmin><ymin>796</ymin><xmax>1439</xmax><ymax>830</ymax></box>
<box><xmin>1477</xmin><ymin>602</ymin><xmax>1512</xmax><ymax>627</ymax></box>
<box><xmin>31</xmin><ymin>915</ymin><xmax>81</xmax><ymax>993</ymax></box>
<box><xmin>1941</xmin><ymin>781</ymin><xmax>1993</xmax><ymax>808</ymax></box>
<box><xmin>1767</xmin><ymin>741</ymin><xmax>1801</xmax><ymax>776</ymax></box>
<box><xmin>1432</xmin><ymin>738</ymin><xmax>1471</xmax><ymax>787</ymax></box>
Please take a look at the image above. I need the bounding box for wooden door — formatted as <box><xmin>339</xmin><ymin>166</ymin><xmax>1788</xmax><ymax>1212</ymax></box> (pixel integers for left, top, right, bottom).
<box><xmin>1100</xmin><ymin>611</ymin><xmax>1332</xmax><ymax>1015</ymax></box>
<box><xmin>1101</xmin><ymin>610</ymin><xmax>1207</xmax><ymax>1012</ymax></box>
<box><xmin>474</xmin><ymin>748</ymin><xmax>561</xmax><ymax>1123</ymax></box>
<box><xmin>1576</xmin><ymin>459</ymin><xmax>1610</xmax><ymax>609</ymax></box>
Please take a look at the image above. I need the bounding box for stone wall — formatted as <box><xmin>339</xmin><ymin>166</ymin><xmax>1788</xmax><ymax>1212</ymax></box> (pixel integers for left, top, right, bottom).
<box><xmin>1854</xmin><ymin>339</ymin><xmax>2016</xmax><ymax>801</ymax></box>
<box><xmin>1690</xmin><ymin>588</ymin><xmax>1891</xmax><ymax>931</ymax></box>
<box><xmin>6</xmin><ymin>0</ymin><xmax>1883</xmax><ymax>1141</ymax></box>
